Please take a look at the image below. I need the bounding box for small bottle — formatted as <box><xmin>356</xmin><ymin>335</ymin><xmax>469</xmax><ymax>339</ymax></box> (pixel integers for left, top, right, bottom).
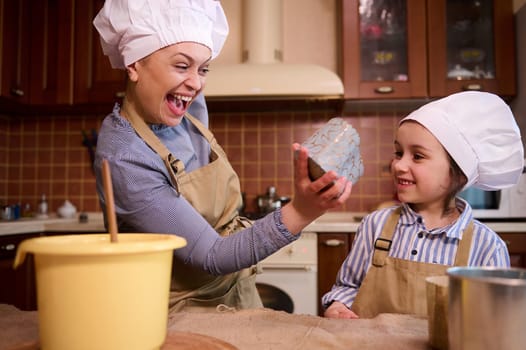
<box><xmin>37</xmin><ymin>194</ymin><xmax>49</xmax><ymax>219</ymax></box>
<box><xmin>22</xmin><ymin>203</ymin><xmax>33</xmax><ymax>217</ymax></box>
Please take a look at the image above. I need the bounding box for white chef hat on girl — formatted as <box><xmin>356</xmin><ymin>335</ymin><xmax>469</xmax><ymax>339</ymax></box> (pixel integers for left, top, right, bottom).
<box><xmin>93</xmin><ymin>0</ymin><xmax>229</xmax><ymax>69</ymax></box>
<box><xmin>401</xmin><ymin>91</ymin><xmax>524</xmax><ymax>190</ymax></box>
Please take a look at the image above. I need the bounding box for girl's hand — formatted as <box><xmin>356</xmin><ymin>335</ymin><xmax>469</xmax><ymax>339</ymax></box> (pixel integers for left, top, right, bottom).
<box><xmin>281</xmin><ymin>143</ymin><xmax>352</xmax><ymax>234</ymax></box>
<box><xmin>324</xmin><ymin>301</ymin><xmax>359</xmax><ymax>319</ymax></box>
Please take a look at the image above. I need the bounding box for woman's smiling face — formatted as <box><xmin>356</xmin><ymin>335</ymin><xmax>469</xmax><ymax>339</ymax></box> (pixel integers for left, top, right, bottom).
<box><xmin>127</xmin><ymin>42</ymin><xmax>212</xmax><ymax>126</ymax></box>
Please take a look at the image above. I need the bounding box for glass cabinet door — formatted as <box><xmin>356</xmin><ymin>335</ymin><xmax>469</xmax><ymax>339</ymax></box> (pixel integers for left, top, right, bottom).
<box><xmin>446</xmin><ymin>0</ymin><xmax>495</xmax><ymax>82</ymax></box>
<box><xmin>342</xmin><ymin>0</ymin><xmax>427</xmax><ymax>99</ymax></box>
<box><xmin>360</xmin><ymin>0</ymin><xmax>408</xmax><ymax>82</ymax></box>
<box><xmin>427</xmin><ymin>0</ymin><xmax>515</xmax><ymax>97</ymax></box>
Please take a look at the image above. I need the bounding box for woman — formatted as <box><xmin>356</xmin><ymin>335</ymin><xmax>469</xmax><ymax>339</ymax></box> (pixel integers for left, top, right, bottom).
<box><xmin>322</xmin><ymin>91</ymin><xmax>524</xmax><ymax>319</ymax></box>
<box><xmin>93</xmin><ymin>0</ymin><xmax>352</xmax><ymax>313</ymax></box>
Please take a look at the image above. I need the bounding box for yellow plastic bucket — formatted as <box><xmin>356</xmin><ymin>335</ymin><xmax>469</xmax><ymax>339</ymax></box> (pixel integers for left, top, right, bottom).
<box><xmin>13</xmin><ymin>233</ymin><xmax>186</xmax><ymax>350</ymax></box>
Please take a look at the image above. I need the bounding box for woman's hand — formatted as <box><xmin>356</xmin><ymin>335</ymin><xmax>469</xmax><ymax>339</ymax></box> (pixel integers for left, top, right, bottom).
<box><xmin>324</xmin><ymin>301</ymin><xmax>359</xmax><ymax>319</ymax></box>
<box><xmin>281</xmin><ymin>143</ymin><xmax>352</xmax><ymax>234</ymax></box>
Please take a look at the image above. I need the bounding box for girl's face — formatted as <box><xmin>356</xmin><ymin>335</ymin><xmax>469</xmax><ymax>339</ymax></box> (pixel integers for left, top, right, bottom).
<box><xmin>392</xmin><ymin>121</ymin><xmax>452</xmax><ymax>212</ymax></box>
<box><xmin>127</xmin><ymin>42</ymin><xmax>212</xmax><ymax>126</ymax></box>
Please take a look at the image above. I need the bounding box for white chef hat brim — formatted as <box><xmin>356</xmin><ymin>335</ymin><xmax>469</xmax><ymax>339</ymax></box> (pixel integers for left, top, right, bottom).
<box><xmin>401</xmin><ymin>91</ymin><xmax>524</xmax><ymax>191</ymax></box>
<box><xmin>93</xmin><ymin>0</ymin><xmax>229</xmax><ymax>69</ymax></box>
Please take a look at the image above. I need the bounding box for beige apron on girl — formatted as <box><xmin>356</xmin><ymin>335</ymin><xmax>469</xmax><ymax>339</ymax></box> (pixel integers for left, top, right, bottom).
<box><xmin>126</xmin><ymin>108</ymin><xmax>262</xmax><ymax>313</ymax></box>
<box><xmin>351</xmin><ymin>207</ymin><xmax>473</xmax><ymax>318</ymax></box>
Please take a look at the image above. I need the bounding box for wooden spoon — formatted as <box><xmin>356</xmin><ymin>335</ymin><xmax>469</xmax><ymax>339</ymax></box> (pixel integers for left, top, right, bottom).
<box><xmin>102</xmin><ymin>159</ymin><xmax>118</xmax><ymax>243</ymax></box>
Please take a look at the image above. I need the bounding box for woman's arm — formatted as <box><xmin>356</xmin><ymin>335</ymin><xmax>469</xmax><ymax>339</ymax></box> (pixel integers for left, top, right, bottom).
<box><xmin>96</xmin><ymin>135</ymin><xmax>351</xmax><ymax>275</ymax></box>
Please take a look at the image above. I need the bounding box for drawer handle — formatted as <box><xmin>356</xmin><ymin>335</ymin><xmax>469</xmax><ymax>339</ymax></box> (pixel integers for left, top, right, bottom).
<box><xmin>462</xmin><ymin>84</ymin><xmax>482</xmax><ymax>91</ymax></box>
<box><xmin>324</xmin><ymin>239</ymin><xmax>345</xmax><ymax>247</ymax></box>
<box><xmin>1</xmin><ymin>243</ymin><xmax>16</xmax><ymax>251</ymax></box>
<box><xmin>10</xmin><ymin>88</ymin><xmax>25</xmax><ymax>96</ymax></box>
<box><xmin>374</xmin><ymin>86</ymin><xmax>394</xmax><ymax>94</ymax></box>
<box><xmin>115</xmin><ymin>91</ymin><xmax>126</xmax><ymax>98</ymax></box>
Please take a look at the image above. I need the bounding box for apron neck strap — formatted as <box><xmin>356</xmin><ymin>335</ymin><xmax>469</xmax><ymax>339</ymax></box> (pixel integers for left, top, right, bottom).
<box><xmin>453</xmin><ymin>221</ymin><xmax>474</xmax><ymax>266</ymax></box>
<box><xmin>372</xmin><ymin>206</ymin><xmax>402</xmax><ymax>267</ymax></box>
<box><xmin>122</xmin><ymin>103</ymin><xmax>184</xmax><ymax>192</ymax></box>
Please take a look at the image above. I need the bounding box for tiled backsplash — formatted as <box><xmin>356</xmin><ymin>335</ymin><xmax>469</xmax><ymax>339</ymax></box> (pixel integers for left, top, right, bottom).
<box><xmin>0</xmin><ymin>106</ymin><xmax>401</xmax><ymax>216</ymax></box>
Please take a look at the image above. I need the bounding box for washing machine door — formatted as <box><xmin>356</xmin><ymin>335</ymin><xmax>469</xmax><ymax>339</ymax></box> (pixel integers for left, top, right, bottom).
<box><xmin>256</xmin><ymin>282</ymin><xmax>294</xmax><ymax>313</ymax></box>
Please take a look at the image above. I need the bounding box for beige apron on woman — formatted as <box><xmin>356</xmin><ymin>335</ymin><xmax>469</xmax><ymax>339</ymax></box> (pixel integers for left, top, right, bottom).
<box><xmin>351</xmin><ymin>207</ymin><xmax>473</xmax><ymax>318</ymax></box>
<box><xmin>126</xmin><ymin>108</ymin><xmax>262</xmax><ymax>313</ymax></box>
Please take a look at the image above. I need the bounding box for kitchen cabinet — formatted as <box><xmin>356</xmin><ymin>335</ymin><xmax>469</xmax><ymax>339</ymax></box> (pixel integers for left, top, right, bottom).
<box><xmin>317</xmin><ymin>232</ymin><xmax>355</xmax><ymax>316</ymax></box>
<box><xmin>0</xmin><ymin>0</ymin><xmax>31</xmax><ymax>104</ymax></box>
<box><xmin>29</xmin><ymin>0</ymin><xmax>75</xmax><ymax>105</ymax></box>
<box><xmin>342</xmin><ymin>0</ymin><xmax>515</xmax><ymax>99</ymax></box>
<box><xmin>0</xmin><ymin>0</ymin><xmax>74</xmax><ymax>106</ymax></box>
<box><xmin>499</xmin><ymin>233</ymin><xmax>526</xmax><ymax>268</ymax></box>
<box><xmin>0</xmin><ymin>233</ymin><xmax>39</xmax><ymax>311</ymax></box>
<box><xmin>0</xmin><ymin>0</ymin><xmax>125</xmax><ymax>110</ymax></box>
<box><xmin>342</xmin><ymin>0</ymin><xmax>427</xmax><ymax>99</ymax></box>
<box><xmin>0</xmin><ymin>230</ymin><xmax>101</xmax><ymax>311</ymax></box>
<box><xmin>74</xmin><ymin>0</ymin><xmax>127</xmax><ymax>105</ymax></box>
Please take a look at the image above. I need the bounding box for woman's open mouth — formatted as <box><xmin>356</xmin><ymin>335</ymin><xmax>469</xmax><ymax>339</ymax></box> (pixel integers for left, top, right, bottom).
<box><xmin>166</xmin><ymin>93</ymin><xmax>192</xmax><ymax>116</ymax></box>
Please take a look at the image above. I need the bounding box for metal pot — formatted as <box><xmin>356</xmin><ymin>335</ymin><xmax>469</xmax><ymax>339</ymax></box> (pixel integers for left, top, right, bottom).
<box><xmin>256</xmin><ymin>187</ymin><xmax>290</xmax><ymax>215</ymax></box>
<box><xmin>447</xmin><ymin>267</ymin><xmax>526</xmax><ymax>350</ymax></box>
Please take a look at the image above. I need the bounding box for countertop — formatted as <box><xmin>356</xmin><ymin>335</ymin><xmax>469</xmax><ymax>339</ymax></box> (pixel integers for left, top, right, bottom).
<box><xmin>304</xmin><ymin>212</ymin><xmax>526</xmax><ymax>233</ymax></box>
<box><xmin>1</xmin><ymin>211</ymin><xmax>526</xmax><ymax>237</ymax></box>
<box><xmin>0</xmin><ymin>212</ymin><xmax>106</xmax><ymax>236</ymax></box>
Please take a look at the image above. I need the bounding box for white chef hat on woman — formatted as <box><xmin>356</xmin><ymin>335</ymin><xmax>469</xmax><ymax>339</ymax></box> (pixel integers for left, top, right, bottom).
<box><xmin>93</xmin><ymin>0</ymin><xmax>229</xmax><ymax>69</ymax></box>
<box><xmin>401</xmin><ymin>91</ymin><xmax>524</xmax><ymax>190</ymax></box>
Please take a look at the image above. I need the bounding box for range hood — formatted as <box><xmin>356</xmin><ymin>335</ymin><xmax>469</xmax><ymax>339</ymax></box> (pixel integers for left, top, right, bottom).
<box><xmin>204</xmin><ymin>0</ymin><xmax>344</xmax><ymax>100</ymax></box>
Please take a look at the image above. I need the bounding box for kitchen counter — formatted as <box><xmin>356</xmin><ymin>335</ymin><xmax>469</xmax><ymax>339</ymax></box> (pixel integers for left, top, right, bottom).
<box><xmin>0</xmin><ymin>212</ymin><xmax>106</xmax><ymax>236</ymax></box>
<box><xmin>304</xmin><ymin>211</ymin><xmax>526</xmax><ymax>233</ymax></box>
<box><xmin>1</xmin><ymin>211</ymin><xmax>526</xmax><ymax>237</ymax></box>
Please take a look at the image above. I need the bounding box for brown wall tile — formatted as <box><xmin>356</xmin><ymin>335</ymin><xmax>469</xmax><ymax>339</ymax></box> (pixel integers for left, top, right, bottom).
<box><xmin>0</xmin><ymin>105</ymin><xmax>402</xmax><ymax>217</ymax></box>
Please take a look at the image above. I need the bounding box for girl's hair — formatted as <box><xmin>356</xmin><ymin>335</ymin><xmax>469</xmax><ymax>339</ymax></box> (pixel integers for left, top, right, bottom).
<box><xmin>444</xmin><ymin>154</ymin><xmax>468</xmax><ymax>214</ymax></box>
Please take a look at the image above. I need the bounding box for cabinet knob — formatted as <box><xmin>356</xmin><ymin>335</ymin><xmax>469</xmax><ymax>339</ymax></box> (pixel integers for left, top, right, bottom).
<box><xmin>323</xmin><ymin>239</ymin><xmax>345</xmax><ymax>247</ymax></box>
<box><xmin>1</xmin><ymin>243</ymin><xmax>16</xmax><ymax>251</ymax></box>
<box><xmin>10</xmin><ymin>88</ymin><xmax>25</xmax><ymax>97</ymax></box>
<box><xmin>115</xmin><ymin>91</ymin><xmax>126</xmax><ymax>98</ymax></box>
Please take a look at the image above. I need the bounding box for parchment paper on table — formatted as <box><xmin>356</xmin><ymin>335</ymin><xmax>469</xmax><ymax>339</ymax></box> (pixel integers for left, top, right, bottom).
<box><xmin>301</xmin><ymin>117</ymin><xmax>364</xmax><ymax>184</ymax></box>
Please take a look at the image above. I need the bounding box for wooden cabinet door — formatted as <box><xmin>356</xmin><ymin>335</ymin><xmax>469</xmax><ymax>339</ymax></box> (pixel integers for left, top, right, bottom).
<box><xmin>342</xmin><ymin>0</ymin><xmax>428</xmax><ymax>99</ymax></box>
<box><xmin>317</xmin><ymin>233</ymin><xmax>354</xmax><ymax>315</ymax></box>
<box><xmin>73</xmin><ymin>0</ymin><xmax>127</xmax><ymax>106</ymax></box>
<box><xmin>0</xmin><ymin>0</ymin><xmax>30</xmax><ymax>104</ymax></box>
<box><xmin>427</xmin><ymin>0</ymin><xmax>516</xmax><ymax>97</ymax></box>
<box><xmin>499</xmin><ymin>233</ymin><xmax>526</xmax><ymax>268</ymax></box>
<box><xmin>28</xmin><ymin>0</ymin><xmax>75</xmax><ymax>105</ymax></box>
<box><xmin>0</xmin><ymin>234</ymin><xmax>39</xmax><ymax>311</ymax></box>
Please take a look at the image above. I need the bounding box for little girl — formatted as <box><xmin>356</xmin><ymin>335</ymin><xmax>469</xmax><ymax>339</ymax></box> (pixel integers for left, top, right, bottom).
<box><xmin>322</xmin><ymin>91</ymin><xmax>524</xmax><ymax>319</ymax></box>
